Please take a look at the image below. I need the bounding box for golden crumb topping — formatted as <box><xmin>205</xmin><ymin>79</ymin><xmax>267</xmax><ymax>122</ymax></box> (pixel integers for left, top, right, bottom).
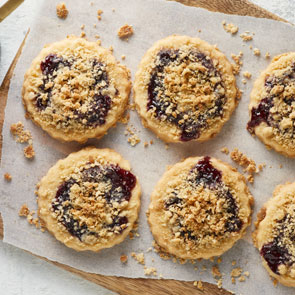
<box><xmin>118</xmin><ymin>24</ymin><xmax>134</xmax><ymax>39</ymax></box>
<box><xmin>49</xmin><ymin>158</ymin><xmax>136</xmax><ymax>245</ymax></box>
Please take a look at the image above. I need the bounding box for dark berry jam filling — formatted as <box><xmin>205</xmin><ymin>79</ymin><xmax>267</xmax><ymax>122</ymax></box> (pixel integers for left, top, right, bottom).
<box><xmin>36</xmin><ymin>54</ymin><xmax>111</xmax><ymax>128</ymax></box>
<box><xmin>52</xmin><ymin>165</ymin><xmax>136</xmax><ymax>240</ymax></box>
<box><xmin>260</xmin><ymin>242</ymin><xmax>290</xmax><ymax>274</ymax></box>
<box><xmin>147</xmin><ymin>50</ymin><xmax>226</xmax><ymax>141</ymax></box>
<box><xmin>247</xmin><ymin>64</ymin><xmax>295</xmax><ymax>134</ymax></box>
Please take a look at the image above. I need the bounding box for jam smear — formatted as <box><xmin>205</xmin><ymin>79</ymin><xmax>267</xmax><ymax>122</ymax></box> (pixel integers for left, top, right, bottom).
<box><xmin>194</xmin><ymin>156</ymin><xmax>222</xmax><ymax>187</ymax></box>
<box><xmin>224</xmin><ymin>190</ymin><xmax>243</xmax><ymax>232</ymax></box>
<box><xmin>260</xmin><ymin>241</ymin><xmax>290</xmax><ymax>274</ymax></box>
<box><xmin>165</xmin><ymin>196</ymin><xmax>181</xmax><ymax>208</ymax></box>
<box><xmin>40</xmin><ymin>54</ymin><xmax>64</xmax><ymax>76</ymax></box>
<box><xmin>247</xmin><ymin>97</ymin><xmax>273</xmax><ymax>133</ymax></box>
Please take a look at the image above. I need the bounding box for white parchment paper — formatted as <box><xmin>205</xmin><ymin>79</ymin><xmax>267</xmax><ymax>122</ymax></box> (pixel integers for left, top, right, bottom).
<box><xmin>2</xmin><ymin>0</ymin><xmax>295</xmax><ymax>293</ymax></box>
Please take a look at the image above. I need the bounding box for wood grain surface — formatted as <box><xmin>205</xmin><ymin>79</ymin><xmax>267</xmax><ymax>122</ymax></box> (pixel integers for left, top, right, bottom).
<box><xmin>0</xmin><ymin>1</ymin><xmax>283</xmax><ymax>294</ymax></box>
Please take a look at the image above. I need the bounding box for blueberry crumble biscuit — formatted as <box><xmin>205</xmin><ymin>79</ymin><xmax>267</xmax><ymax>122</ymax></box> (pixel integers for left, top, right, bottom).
<box><xmin>248</xmin><ymin>52</ymin><xmax>295</xmax><ymax>157</ymax></box>
<box><xmin>37</xmin><ymin>147</ymin><xmax>141</xmax><ymax>252</ymax></box>
<box><xmin>148</xmin><ymin>156</ymin><xmax>253</xmax><ymax>259</ymax></box>
<box><xmin>253</xmin><ymin>182</ymin><xmax>295</xmax><ymax>287</ymax></box>
<box><xmin>134</xmin><ymin>35</ymin><xmax>238</xmax><ymax>143</ymax></box>
<box><xmin>22</xmin><ymin>36</ymin><xmax>131</xmax><ymax>143</ymax></box>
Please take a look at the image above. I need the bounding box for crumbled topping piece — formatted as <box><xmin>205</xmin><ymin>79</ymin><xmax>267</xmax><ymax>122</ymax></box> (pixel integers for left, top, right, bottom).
<box><xmin>97</xmin><ymin>9</ymin><xmax>103</xmax><ymax>21</ymax></box>
<box><xmin>120</xmin><ymin>255</ymin><xmax>128</xmax><ymax>263</ymax></box>
<box><xmin>56</xmin><ymin>2</ymin><xmax>68</xmax><ymax>19</ymax></box>
<box><xmin>238</xmin><ymin>275</ymin><xmax>246</xmax><ymax>282</ymax></box>
<box><xmin>119</xmin><ymin>113</ymin><xmax>130</xmax><ymax>124</ymax></box>
<box><xmin>272</xmin><ymin>278</ymin><xmax>278</xmax><ymax>287</ymax></box>
<box><xmin>212</xmin><ymin>266</ymin><xmax>222</xmax><ymax>277</ymax></box>
<box><xmin>80</xmin><ymin>24</ymin><xmax>85</xmax><ymax>30</ymax></box>
<box><xmin>222</xmin><ymin>21</ymin><xmax>238</xmax><ymax>34</ymax></box>
<box><xmin>80</xmin><ymin>31</ymin><xmax>86</xmax><ymax>38</ymax></box>
<box><xmin>231</xmin><ymin>52</ymin><xmax>243</xmax><ymax>75</ymax></box>
<box><xmin>144</xmin><ymin>142</ymin><xmax>149</xmax><ymax>148</ymax></box>
<box><xmin>109</xmin><ymin>46</ymin><xmax>113</xmax><ymax>53</ymax></box>
<box><xmin>217</xmin><ymin>257</ymin><xmax>222</xmax><ymax>264</ymax></box>
<box><xmin>265</xmin><ymin>51</ymin><xmax>271</xmax><ymax>59</ymax></box>
<box><xmin>220</xmin><ymin>147</ymin><xmax>229</xmax><ymax>154</ymax></box>
<box><xmin>10</xmin><ymin>122</ymin><xmax>32</xmax><ymax>143</ymax></box>
<box><xmin>253</xmin><ymin>48</ymin><xmax>261</xmax><ymax>56</ymax></box>
<box><xmin>243</xmin><ymin>271</ymin><xmax>250</xmax><ymax>277</ymax></box>
<box><xmin>127</xmin><ymin>134</ymin><xmax>141</xmax><ymax>147</ymax></box>
<box><xmin>93</xmin><ymin>24</ymin><xmax>97</xmax><ymax>28</ymax></box>
<box><xmin>193</xmin><ymin>281</ymin><xmax>204</xmax><ymax>290</ymax></box>
<box><xmin>24</xmin><ymin>144</ymin><xmax>35</xmax><ymax>159</ymax></box>
<box><xmin>230</xmin><ymin>148</ymin><xmax>259</xmax><ymax>183</ymax></box>
<box><xmin>217</xmin><ymin>278</ymin><xmax>223</xmax><ymax>288</ymax></box>
<box><xmin>240</xmin><ymin>32</ymin><xmax>253</xmax><ymax>42</ymax></box>
<box><xmin>121</xmin><ymin>55</ymin><xmax>126</xmax><ymax>60</ymax></box>
<box><xmin>243</xmin><ymin>71</ymin><xmax>252</xmax><ymax>79</ymax></box>
<box><xmin>131</xmin><ymin>252</ymin><xmax>145</xmax><ymax>264</ymax></box>
<box><xmin>231</xmin><ymin>267</ymin><xmax>243</xmax><ymax>277</ymax></box>
<box><xmin>4</xmin><ymin>173</ymin><xmax>12</xmax><ymax>181</ymax></box>
<box><xmin>232</xmin><ymin>260</ymin><xmax>236</xmax><ymax>266</ymax></box>
<box><xmin>144</xmin><ymin>266</ymin><xmax>157</xmax><ymax>276</ymax></box>
<box><xmin>242</xmin><ymin>79</ymin><xmax>247</xmax><ymax>84</ymax></box>
<box><xmin>19</xmin><ymin>204</ymin><xmax>30</xmax><ymax>217</ymax></box>
<box><xmin>118</xmin><ymin>24</ymin><xmax>134</xmax><ymax>39</ymax></box>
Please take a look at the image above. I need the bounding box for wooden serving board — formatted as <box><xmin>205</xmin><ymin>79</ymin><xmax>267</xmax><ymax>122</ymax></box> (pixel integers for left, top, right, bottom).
<box><xmin>0</xmin><ymin>1</ymin><xmax>286</xmax><ymax>294</ymax></box>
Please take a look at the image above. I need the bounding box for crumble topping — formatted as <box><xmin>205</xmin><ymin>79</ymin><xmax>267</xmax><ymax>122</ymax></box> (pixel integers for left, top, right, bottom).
<box><xmin>118</xmin><ymin>24</ymin><xmax>134</xmax><ymax>39</ymax></box>
<box><xmin>4</xmin><ymin>173</ymin><xmax>12</xmax><ymax>181</ymax></box>
<box><xmin>243</xmin><ymin>71</ymin><xmax>252</xmax><ymax>79</ymax></box>
<box><xmin>146</xmin><ymin>47</ymin><xmax>233</xmax><ymax>141</ymax></box>
<box><xmin>231</xmin><ymin>52</ymin><xmax>243</xmax><ymax>75</ymax></box>
<box><xmin>222</xmin><ymin>21</ymin><xmax>238</xmax><ymax>34</ymax></box>
<box><xmin>56</xmin><ymin>3</ymin><xmax>68</xmax><ymax>19</ymax></box>
<box><xmin>220</xmin><ymin>147</ymin><xmax>229</xmax><ymax>154</ymax></box>
<box><xmin>144</xmin><ymin>266</ymin><xmax>157</xmax><ymax>276</ymax></box>
<box><xmin>265</xmin><ymin>52</ymin><xmax>271</xmax><ymax>59</ymax></box>
<box><xmin>160</xmin><ymin>157</ymin><xmax>245</xmax><ymax>251</ymax></box>
<box><xmin>47</xmin><ymin>159</ymin><xmax>136</xmax><ymax>244</ymax></box>
<box><xmin>193</xmin><ymin>281</ymin><xmax>204</xmax><ymax>290</ymax></box>
<box><xmin>19</xmin><ymin>204</ymin><xmax>30</xmax><ymax>217</ymax></box>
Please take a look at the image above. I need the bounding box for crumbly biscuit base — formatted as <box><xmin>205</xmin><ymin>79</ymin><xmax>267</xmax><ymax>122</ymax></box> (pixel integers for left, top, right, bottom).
<box><xmin>148</xmin><ymin>156</ymin><xmax>253</xmax><ymax>259</ymax></box>
<box><xmin>134</xmin><ymin>35</ymin><xmax>238</xmax><ymax>143</ymax></box>
<box><xmin>253</xmin><ymin>182</ymin><xmax>295</xmax><ymax>287</ymax></box>
<box><xmin>22</xmin><ymin>36</ymin><xmax>131</xmax><ymax>143</ymax></box>
<box><xmin>37</xmin><ymin>147</ymin><xmax>141</xmax><ymax>252</ymax></box>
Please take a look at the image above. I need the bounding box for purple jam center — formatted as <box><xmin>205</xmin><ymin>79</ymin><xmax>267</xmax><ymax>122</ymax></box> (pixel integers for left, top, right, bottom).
<box><xmin>37</xmin><ymin>54</ymin><xmax>111</xmax><ymax>127</ymax></box>
<box><xmin>194</xmin><ymin>156</ymin><xmax>222</xmax><ymax>187</ymax></box>
<box><xmin>147</xmin><ymin>50</ymin><xmax>225</xmax><ymax>142</ymax></box>
<box><xmin>247</xmin><ymin>97</ymin><xmax>273</xmax><ymax>133</ymax></box>
<box><xmin>52</xmin><ymin>165</ymin><xmax>136</xmax><ymax>239</ymax></box>
<box><xmin>260</xmin><ymin>242</ymin><xmax>290</xmax><ymax>274</ymax></box>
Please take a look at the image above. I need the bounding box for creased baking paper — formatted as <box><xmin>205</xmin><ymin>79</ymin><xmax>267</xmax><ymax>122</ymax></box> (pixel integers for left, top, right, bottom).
<box><xmin>1</xmin><ymin>0</ymin><xmax>295</xmax><ymax>293</ymax></box>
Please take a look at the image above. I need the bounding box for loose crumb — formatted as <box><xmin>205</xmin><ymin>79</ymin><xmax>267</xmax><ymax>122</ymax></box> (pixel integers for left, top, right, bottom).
<box><xmin>231</xmin><ymin>52</ymin><xmax>243</xmax><ymax>75</ymax></box>
<box><xmin>19</xmin><ymin>204</ymin><xmax>30</xmax><ymax>217</ymax></box>
<box><xmin>165</xmin><ymin>144</ymin><xmax>169</xmax><ymax>150</ymax></box>
<box><xmin>193</xmin><ymin>281</ymin><xmax>204</xmax><ymax>290</ymax></box>
<box><xmin>80</xmin><ymin>24</ymin><xmax>85</xmax><ymax>30</ymax></box>
<box><xmin>97</xmin><ymin>9</ymin><xmax>103</xmax><ymax>21</ymax></box>
<box><xmin>243</xmin><ymin>271</ymin><xmax>250</xmax><ymax>277</ymax></box>
<box><xmin>121</xmin><ymin>55</ymin><xmax>126</xmax><ymax>60</ymax></box>
<box><xmin>80</xmin><ymin>31</ymin><xmax>86</xmax><ymax>38</ymax></box>
<box><xmin>279</xmin><ymin>164</ymin><xmax>283</xmax><ymax>169</ymax></box>
<box><xmin>144</xmin><ymin>142</ymin><xmax>149</xmax><ymax>148</ymax></box>
<box><xmin>109</xmin><ymin>46</ymin><xmax>113</xmax><ymax>53</ymax></box>
<box><xmin>24</xmin><ymin>144</ymin><xmax>35</xmax><ymax>159</ymax></box>
<box><xmin>120</xmin><ymin>255</ymin><xmax>128</xmax><ymax>263</ymax></box>
<box><xmin>238</xmin><ymin>275</ymin><xmax>246</xmax><ymax>282</ymax></box>
<box><xmin>131</xmin><ymin>252</ymin><xmax>145</xmax><ymax>265</ymax></box>
<box><xmin>272</xmin><ymin>278</ymin><xmax>278</xmax><ymax>287</ymax></box>
<box><xmin>144</xmin><ymin>266</ymin><xmax>157</xmax><ymax>276</ymax></box>
<box><xmin>93</xmin><ymin>23</ymin><xmax>97</xmax><ymax>28</ymax></box>
<box><xmin>56</xmin><ymin>2</ymin><xmax>68</xmax><ymax>19</ymax></box>
<box><xmin>265</xmin><ymin>51</ymin><xmax>271</xmax><ymax>59</ymax></box>
<box><xmin>4</xmin><ymin>173</ymin><xmax>12</xmax><ymax>181</ymax></box>
<box><xmin>118</xmin><ymin>24</ymin><xmax>134</xmax><ymax>39</ymax></box>
<box><xmin>222</xmin><ymin>21</ymin><xmax>238</xmax><ymax>34</ymax></box>
<box><xmin>150</xmin><ymin>140</ymin><xmax>154</xmax><ymax>145</ymax></box>
<box><xmin>232</xmin><ymin>260</ymin><xmax>236</xmax><ymax>266</ymax></box>
<box><xmin>128</xmin><ymin>134</ymin><xmax>141</xmax><ymax>147</ymax></box>
<box><xmin>217</xmin><ymin>257</ymin><xmax>222</xmax><ymax>264</ymax></box>
<box><xmin>231</xmin><ymin>267</ymin><xmax>243</xmax><ymax>277</ymax></box>
<box><xmin>10</xmin><ymin>122</ymin><xmax>32</xmax><ymax>143</ymax></box>
<box><xmin>230</xmin><ymin>148</ymin><xmax>259</xmax><ymax>183</ymax></box>
<box><xmin>221</xmin><ymin>147</ymin><xmax>229</xmax><ymax>155</ymax></box>
<box><xmin>212</xmin><ymin>266</ymin><xmax>222</xmax><ymax>278</ymax></box>
<box><xmin>243</xmin><ymin>71</ymin><xmax>252</xmax><ymax>79</ymax></box>
<box><xmin>242</xmin><ymin>79</ymin><xmax>247</xmax><ymax>84</ymax></box>
<box><xmin>253</xmin><ymin>48</ymin><xmax>261</xmax><ymax>56</ymax></box>
<box><xmin>240</xmin><ymin>32</ymin><xmax>253</xmax><ymax>42</ymax></box>
<box><xmin>217</xmin><ymin>278</ymin><xmax>223</xmax><ymax>288</ymax></box>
